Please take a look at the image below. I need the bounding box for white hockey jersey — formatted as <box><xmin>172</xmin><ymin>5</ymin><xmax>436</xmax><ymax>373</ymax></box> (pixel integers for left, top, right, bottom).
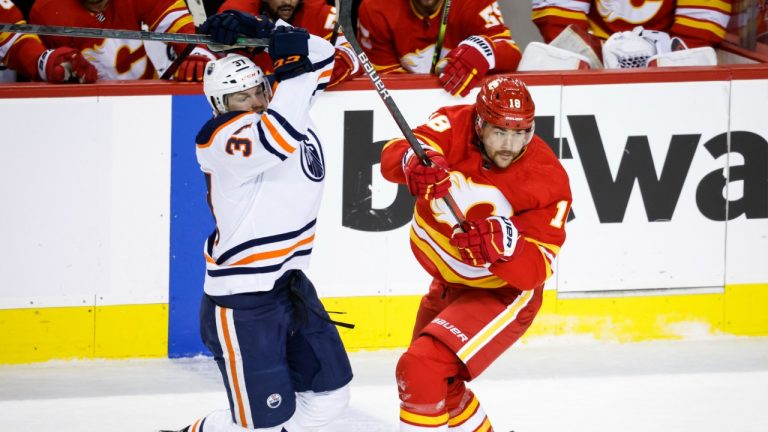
<box><xmin>195</xmin><ymin>32</ymin><xmax>335</xmax><ymax>296</ymax></box>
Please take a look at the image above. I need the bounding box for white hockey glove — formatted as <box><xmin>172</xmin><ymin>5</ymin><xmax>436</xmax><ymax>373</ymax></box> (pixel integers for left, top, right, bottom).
<box><xmin>602</xmin><ymin>26</ymin><xmax>687</xmax><ymax>69</ymax></box>
<box><xmin>518</xmin><ymin>42</ymin><xmax>592</xmax><ymax>71</ymax></box>
<box><xmin>647</xmin><ymin>47</ymin><xmax>717</xmax><ymax>67</ymax></box>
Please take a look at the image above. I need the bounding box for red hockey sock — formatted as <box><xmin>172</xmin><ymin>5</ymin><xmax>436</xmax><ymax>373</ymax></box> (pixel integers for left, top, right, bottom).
<box><xmin>396</xmin><ymin>335</ymin><xmax>462</xmax><ymax>428</ymax></box>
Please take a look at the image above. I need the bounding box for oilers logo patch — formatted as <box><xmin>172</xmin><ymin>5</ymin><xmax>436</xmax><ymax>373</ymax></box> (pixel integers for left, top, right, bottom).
<box><xmin>267</xmin><ymin>393</ymin><xmax>282</xmax><ymax>408</ymax></box>
<box><xmin>301</xmin><ymin>130</ymin><xmax>325</xmax><ymax>182</ymax></box>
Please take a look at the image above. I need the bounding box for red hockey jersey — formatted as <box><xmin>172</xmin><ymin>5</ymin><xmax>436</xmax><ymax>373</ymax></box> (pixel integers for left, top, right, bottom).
<box><xmin>217</xmin><ymin>0</ymin><xmax>359</xmax><ymax>82</ymax></box>
<box><xmin>0</xmin><ymin>2</ymin><xmax>46</xmax><ymax>79</ymax></box>
<box><xmin>218</xmin><ymin>0</ymin><xmax>337</xmax><ymax>73</ymax></box>
<box><xmin>381</xmin><ymin>104</ymin><xmax>572</xmax><ymax>291</ymax></box>
<box><xmin>532</xmin><ymin>0</ymin><xmax>733</xmax><ymax>48</ymax></box>
<box><xmin>29</xmin><ymin>0</ymin><xmax>196</xmax><ymax>80</ymax></box>
<box><xmin>219</xmin><ymin>0</ymin><xmax>336</xmax><ymax>38</ymax></box>
<box><xmin>357</xmin><ymin>0</ymin><xmax>520</xmax><ymax>74</ymax></box>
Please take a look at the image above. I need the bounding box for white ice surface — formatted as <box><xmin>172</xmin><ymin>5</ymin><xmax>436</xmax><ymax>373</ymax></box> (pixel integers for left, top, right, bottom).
<box><xmin>1</xmin><ymin>336</ymin><xmax>767</xmax><ymax>432</ymax></box>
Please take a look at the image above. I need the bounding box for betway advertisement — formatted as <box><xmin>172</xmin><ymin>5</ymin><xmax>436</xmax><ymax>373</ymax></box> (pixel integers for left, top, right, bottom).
<box><xmin>303</xmin><ymin>80</ymin><xmax>768</xmax><ymax>296</ymax></box>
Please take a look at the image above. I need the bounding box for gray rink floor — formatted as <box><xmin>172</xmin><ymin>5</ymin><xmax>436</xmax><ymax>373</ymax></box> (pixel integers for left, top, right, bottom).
<box><xmin>1</xmin><ymin>336</ymin><xmax>767</xmax><ymax>432</ymax></box>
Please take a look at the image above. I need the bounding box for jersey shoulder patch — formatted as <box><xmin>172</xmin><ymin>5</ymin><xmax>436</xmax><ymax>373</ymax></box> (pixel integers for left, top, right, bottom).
<box><xmin>195</xmin><ymin>111</ymin><xmax>248</xmax><ymax>146</ymax></box>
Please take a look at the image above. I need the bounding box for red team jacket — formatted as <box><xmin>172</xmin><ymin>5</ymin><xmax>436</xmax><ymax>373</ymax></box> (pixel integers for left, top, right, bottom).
<box><xmin>29</xmin><ymin>0</ymin><xmax>197</xmax><ymax>79</ymax></box>
<box><xmin>217</xmin><ymin>0</ymin><xmax>341</xmax><ymax>75</ymax></box>
<box><xmin>0</xmin><ymin>2</ymin><xmax>46</xmax><ymax>79</ymax></box>
<box><xmin>381</xmin><ymin>104</ymin><xmax>572</xmax><ymax>292</ymax></box>
<box><xmin>532</xmin><ymin>0</ymin><xmax>733</xmax><ymax>48</ymax></box>
<box><xmin>357</xmin><ymin>0</ymin><xmax>521</xmax><ymax>74</ymax></box>
<box><xmin>219</xmin><ymin>0</ymin><xmax>337</xmax><ymax>37</ymax></box>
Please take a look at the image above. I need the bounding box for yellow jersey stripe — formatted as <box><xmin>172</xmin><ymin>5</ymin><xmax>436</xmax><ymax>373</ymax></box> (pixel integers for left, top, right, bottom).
<box><xmin>400</xmin><ymin>409</ymin><xmax>449</xmax><ymax>426</ymax></box>
<box><xmin>409</xmin><ymin>229</ymin><xmax>506</xmax><ymax>288</ymax></box>
<box><xmin>676</xmin><ymin>0</ymin><xmax>731</xmax><ymax>13</ymax></box>
<box><xmin>675</xmin><ymin>16</ymin><xmax>727</xmax><ymax>38</ymax></box>
<box><xmin>532</xmin><ymin>9</ymin><xmax>589</xmax><ymax>22</ymax></box>
<box><xmin>167</xmin><ymin>15</ymin><xmax>194</xmax><ymax>34</ymax></box>
<box><xmin>413</xmin><ymin>209</ymin><xmax>461</xmax><ymax>260</ymax></box>
<box><xmin>457</xmin><ymin>289</ymin><xmax>534</xmax><ymax>363</ymax></box>
<box><xmin>448</xmin><ymin>394</ymin><xmax>479</xmax><ymax>426</ymax></box>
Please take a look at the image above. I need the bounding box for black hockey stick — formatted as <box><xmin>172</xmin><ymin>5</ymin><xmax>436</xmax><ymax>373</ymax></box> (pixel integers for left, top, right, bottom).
<box><xmin>337</xmin><ymin>0</ymin><xmax>466</xmax><ymax>226</ymax></box>
<box><xmin>430</xmin><ymin>0</ymin><xmax>451</xmax><ymax>74</ymax></box>
<box><xmin>160</xmin><ymin>0</ymin><xmax>209</xmax><ymax>80</ymax></box>
<box><xmin>0</xmin><ymin>22</ymin><xmax>268</xmax><ymax>49</ymax></box>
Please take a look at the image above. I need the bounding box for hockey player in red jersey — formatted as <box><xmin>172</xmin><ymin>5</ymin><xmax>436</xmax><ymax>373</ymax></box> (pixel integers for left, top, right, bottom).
<box><xmin>532</xmin><ymin>0</ymin><xmax>732</xmax><ymax>51</ymax></box>
<box><xmin>357</xmin><ymin>0</ymin><xmax>521</xmax><ymax>97</ymax></box>
<box><xmin>381</xmin><ymin>77</ymin><xmax>572</xmax><ymax>431</ymax></box>
<box><xmin>0</xmin><ymin>1</ymin><xmax>96</xmax><ymax>82</ymax></box>
<box><xmin>28</xmin><ymin>0</ymin><xmax>215</xmax><ymax>81</ymax></box>
<box><xmin>212</xmin><ymin>0</ymin><xmax>361</xmax><ymax>86</ymax></box>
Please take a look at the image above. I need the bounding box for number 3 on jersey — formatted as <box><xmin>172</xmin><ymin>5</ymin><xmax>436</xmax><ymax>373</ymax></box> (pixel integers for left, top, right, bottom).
<box><xmin>226</xmin><ymin>137</ymin><xmax>252</xmax><ymax>157</ymax></box>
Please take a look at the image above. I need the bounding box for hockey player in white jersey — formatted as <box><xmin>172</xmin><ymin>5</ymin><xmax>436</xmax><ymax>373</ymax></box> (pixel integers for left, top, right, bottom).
<box><xmin>160</xmin><ymin>16</ymin><xmax>352</xmax><ymax>432</ymax></box>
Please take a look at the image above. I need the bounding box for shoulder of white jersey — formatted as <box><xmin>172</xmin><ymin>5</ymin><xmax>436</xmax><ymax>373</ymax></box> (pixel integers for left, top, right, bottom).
<box><xmin>195</xmin><ymin>111</ymin><xmax>250</xmax><ymax>146</ymax></box>
<box><xmin>311</xmin><ymin>39</ymin><xmax>335</xmax><ymax>66</ymax></box>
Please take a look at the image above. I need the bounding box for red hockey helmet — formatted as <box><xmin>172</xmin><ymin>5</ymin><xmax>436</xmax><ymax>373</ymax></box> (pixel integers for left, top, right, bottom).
<box><xmin>475</xmin><ymin>76</ymin><xmax>535</xmax><ymax>130</ymax></box>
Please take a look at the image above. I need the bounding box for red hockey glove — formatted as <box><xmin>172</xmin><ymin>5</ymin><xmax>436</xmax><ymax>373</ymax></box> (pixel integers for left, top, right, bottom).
<box><xmin>328</xmin><ymin>47</ymin><xmax>357</xmax><ymax>87</ymax></box>
<box><xmin>37</xmin><ymin>48</ymin><xmax>97</xmax><ymax>84</ymax></box>
<box><xmin>403</xmin><ymin>147</ymin><xmax>451</xmax><ymax>200</ymax></box>
<box><xmin>437</xmin><ymin>36</ymin><xmax>494</xmax><ymax>97</ymax></box>
<box><xmin>175</xmin><ymin>51</ymin><xmax>214</xmax><ymax>82</ymax></box>
<box><xmin>450</xmin><ymin>216</ymin><xmax>519</xmax><ymax>267</ymax></box>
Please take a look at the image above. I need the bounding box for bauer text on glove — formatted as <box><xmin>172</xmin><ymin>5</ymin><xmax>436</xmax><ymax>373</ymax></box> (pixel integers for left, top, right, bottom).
<box><xmin>437</xmin><ymin>36</ymin><xmax>495</xmax><ymax>97</ymax></box>
<box><xmin>449</xmin><ymin>216</ymin><xmax>520</xmax><ymax>267</ymax></box>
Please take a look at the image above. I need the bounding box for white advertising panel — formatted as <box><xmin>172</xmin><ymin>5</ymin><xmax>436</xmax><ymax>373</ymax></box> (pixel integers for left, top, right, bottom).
<box><xmin>558</xmin><ymin>81</ymin><xmax>731</xmax><ymax>292</ymax></box>
<box><xmin>0</xmin><ymin>96</ymin><xmax>171</xmax><ymax>308</ymax></box>
<box><xmin>725</xmin><ymin>79</ymin><xmax>768</xmax><ymax>285</ymax></box>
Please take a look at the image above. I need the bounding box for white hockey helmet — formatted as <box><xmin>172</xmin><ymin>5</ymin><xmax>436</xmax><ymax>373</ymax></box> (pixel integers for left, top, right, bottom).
<box><xmin>203</xmin><ymin>54</ymin><xmax>272</xmax><ymax>114</ymax></box>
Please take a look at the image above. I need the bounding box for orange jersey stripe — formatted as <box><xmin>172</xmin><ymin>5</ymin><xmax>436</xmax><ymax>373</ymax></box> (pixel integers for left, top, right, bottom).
<box><xmin>190</xmin><ymin>418</ymin><xmax>202</xmax><ymax>432</ymax></box>
<box><xmin>219</xmin><ymin>307</ymin><xmax>248</xmax><ymax>427</ymax></box>
<box><xmin>261</xmin><ymin>114</ymin><xmax>297</xmax><ymax>154</ymax></box>
<box><xmin>231</xmin><ymin>235</ymin><xmax>315</xmax><ymax>266</ymax></box>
